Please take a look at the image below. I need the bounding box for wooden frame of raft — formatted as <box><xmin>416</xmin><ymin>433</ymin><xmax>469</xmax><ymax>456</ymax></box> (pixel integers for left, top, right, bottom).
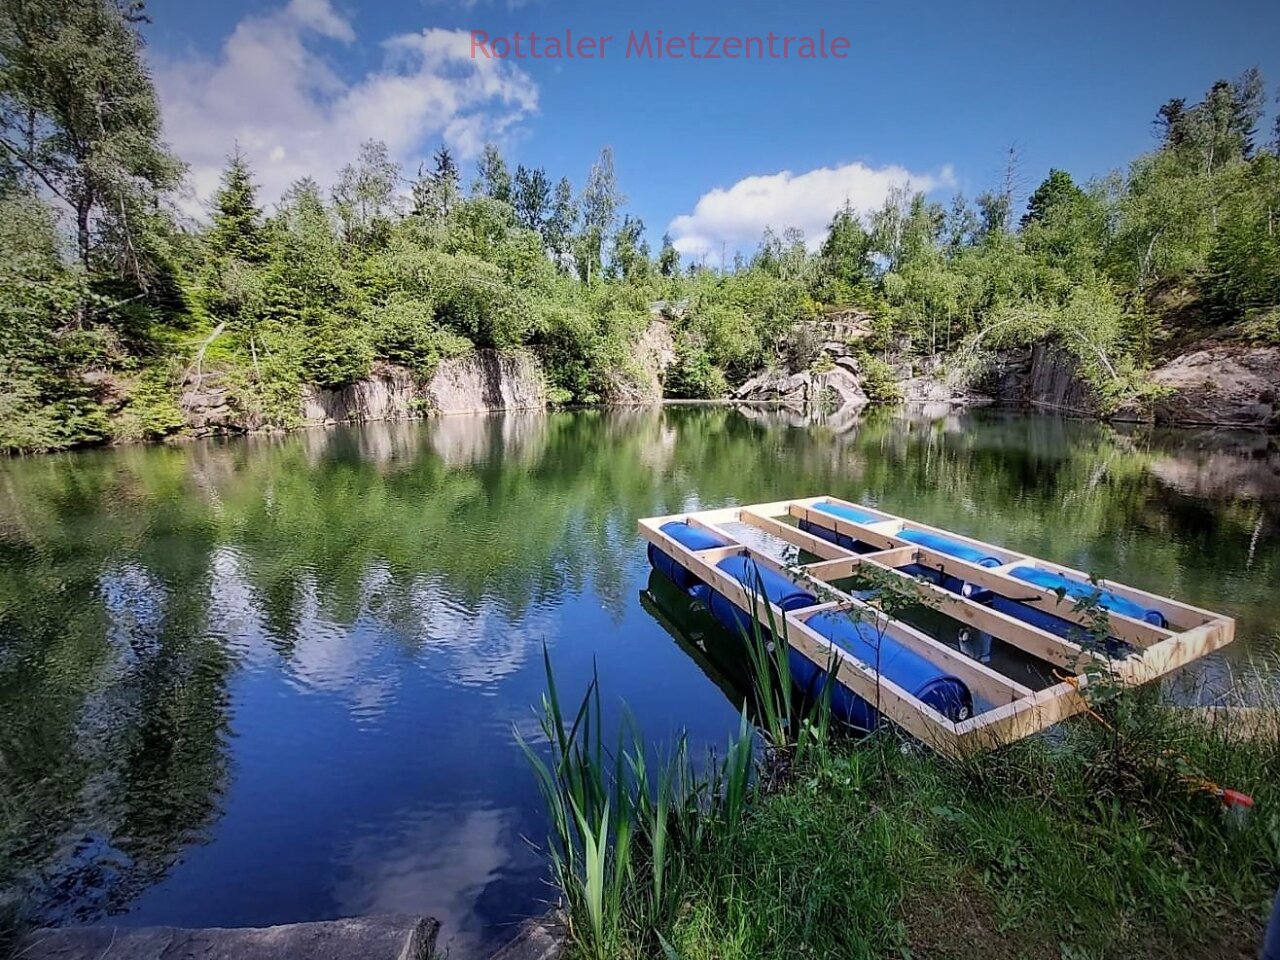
<box><xmin>637</xmin><ymin>496</ymin><xmax>1235</xmax><ymax>758</ymax></box>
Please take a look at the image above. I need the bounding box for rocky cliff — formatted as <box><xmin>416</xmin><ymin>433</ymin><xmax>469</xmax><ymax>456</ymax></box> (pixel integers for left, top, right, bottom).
<box><xmin>733</xmin><ymin>358</ymin><xmax>869</xmax><ymax>408</ymax></box>
<box><xmin>300</xmin><ymin>350</ymin><xmax>545</xmax><ymax>426</ymax></box>
<box><xmin>1150</xmin><ymin>345</ymin><xmax>1280</xmax><ymax>429</ymax></box>
<box><xmin>982</xmin><ymin>344</ymin><xmax>1099</xmax><ymax>415</ymax></box>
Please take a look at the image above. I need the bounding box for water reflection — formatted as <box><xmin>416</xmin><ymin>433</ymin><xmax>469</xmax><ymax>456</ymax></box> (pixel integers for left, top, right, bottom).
<box><xmin>0</xmin><ymin>405</ymin><xmax>1276</xmax><ymax>953</ymax></box>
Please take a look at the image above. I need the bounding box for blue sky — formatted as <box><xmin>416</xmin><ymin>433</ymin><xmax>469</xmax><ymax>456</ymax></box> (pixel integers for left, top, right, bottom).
<box><xmin>149</xmin><ymin>0</ymin><xmax>1280</xmax><ymax>260</ymax></box>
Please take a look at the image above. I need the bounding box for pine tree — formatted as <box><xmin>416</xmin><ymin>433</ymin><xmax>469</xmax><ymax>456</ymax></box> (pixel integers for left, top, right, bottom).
<box><xmin>816</xmin><ymin>203</ymin><xmax>872</xmax><ymax>301</ymax></box>
<box><xmin>513</xmin><ymin>165</ymin><xmax>551</xmax><ymax>234</ymax></box>
<box><xmin>208</xmin><ymin>149</ymin><xmax>265</xmax><ymax>263</ymax></box>
<box><xmin>1021</xmin><ymin>169</ymin><xmax>1086</xmax><ymax>227</ymax></box>
<box><xmin>658</xmin><ymin>232</ymin><xmax>680</xmax><ymax>277</ymax></box>
<box><xmin>475</xmin><ymin>143</ymin><xmax>511</xmax><ymax>202</ymax></box>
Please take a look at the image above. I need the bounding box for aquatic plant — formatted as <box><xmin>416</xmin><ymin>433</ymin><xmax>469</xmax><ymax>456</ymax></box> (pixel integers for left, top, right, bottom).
<box><xmin>517</xmin><ymin>647</ymin><xmax>755</xmax><ymax>960</ymax></box>
<box><xmin>525</xmin><ymin>578</ymin><xmax>1279</xmax><ymax>959</ymax></box>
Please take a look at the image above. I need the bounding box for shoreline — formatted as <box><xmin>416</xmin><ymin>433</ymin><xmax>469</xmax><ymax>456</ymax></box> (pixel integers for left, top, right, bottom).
<box><xmin>4</xmin><ymin>396</ymin><xmax>1276</xmax><ymax>461</ymax></box>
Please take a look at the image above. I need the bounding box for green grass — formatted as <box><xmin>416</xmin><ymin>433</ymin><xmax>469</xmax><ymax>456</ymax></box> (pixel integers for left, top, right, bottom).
<box><xmin>526</xmin><ymin>661</ymin><xmax>1280</xmax><ymax>960</ymax></box>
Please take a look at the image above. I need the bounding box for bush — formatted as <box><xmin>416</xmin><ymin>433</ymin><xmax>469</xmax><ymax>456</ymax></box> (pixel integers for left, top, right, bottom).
<box><xmin>368</xmin><ymin>295</ymin><xmax>471</xmax><ymax>375</ymax></box>
<box><xmin>299</xmin><ymin>311</ymin><xmax>373</xmax><ymax>388</ymax></box>
<box><xmin>856</xmin><ymin>350</ymin><xmax>903</xmax><ymax>403</ymax></box>
<box><xmin>665</xmin><ymin>335</ymin><xmax>727</xmax><ymax>399</ymax></box>
<box><xmin>113</xmin><ymin>368</ymin><xmax>186</xmax><ymax>442</ymax></box>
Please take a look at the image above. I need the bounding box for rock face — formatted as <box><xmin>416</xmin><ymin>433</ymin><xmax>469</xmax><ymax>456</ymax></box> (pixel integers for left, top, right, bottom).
<box><xmin>182</xmin><ymin>372</ymin><xmax>254</xmax><ymax>434</ymax></box>
<box><xmin>20</xmin><ymin>915</ymin><xmax>439</xmax><ymax>960</ymax></box>
<box><xmin>984</xmin><ymin>344</ymin><xmax>1098</xmax><ymax>415</ymax></box>
<box><xmin>301</xmin><ymin>350</ymin><xmax>546</xmax><ymax>425</ymax></box>
<box><xmin>426</xmin><ymin>349</ymin><xmax>545</xmax><ymax>415</ymax></box>
<box><xmin>301</xmin><ymin>364</ymin><xmax>422</xmax><ymax>424</ymax></box>
<box><xmin>616</xmin><ymin>317</ymin><xmax>676</xmax><ymax>403</ymax></box>
<box><xmin>898</xmin><ymin>355</ymin><xmax>992</xmax><ymax>406</ymax></box>
<box><xmin>1151</xmin><ymin>345</ymin><xmax>1280</xmax><ymax>428</ymax></box>
<box><xmin>733</xmin><ymin>364</ymin><xmax>868</xmax><ymax>408</ymax></box>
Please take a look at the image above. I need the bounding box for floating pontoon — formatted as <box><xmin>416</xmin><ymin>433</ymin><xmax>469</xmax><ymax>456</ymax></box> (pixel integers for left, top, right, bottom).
<box><xmin>639</xmin><ymin>497</ymin><xmax>1235</xmax><ymax>757</ymax></box>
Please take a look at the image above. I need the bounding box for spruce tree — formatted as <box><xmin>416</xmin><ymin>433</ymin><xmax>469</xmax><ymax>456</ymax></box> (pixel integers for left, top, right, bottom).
<box><xmin>208</xmin><ymin>149</ymin><xmax>265</xmax><ymax>263</ymax></box>
<box><xmin>475</xmin><ymin>143</ymin><xmax>511</xmax><ymax>202</ymax></box>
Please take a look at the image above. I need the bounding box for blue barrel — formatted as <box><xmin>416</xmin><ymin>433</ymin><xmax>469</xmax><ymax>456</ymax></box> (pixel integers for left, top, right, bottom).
<box><xmin>799</xmin><ymin>501</ymin><xmax>882</xmax><ymax>553</ymax></box>
<box><xmin>705</xmin><ymin>555</ymin><xmax>818</xmax><ymax>639</ymax></box>
<box><xmin>801</xmin><ymin>611</ymin><xmax>973</xmax><ymax>730</ymax></box>
<box><xmin>893</xmin><ymin>529</ymin><xmax>1002</xmax><ymax>606</ymax></box>
<box><xmin>813</xmin><ymin>502</ymin><xmax>879</xmax><ymax>525</ymax></box>
<box><xmin>987</xmin><ymin>567</ymin><xmax>1163</xmax><ymax>655</ymax></box>
<box><xmin>1005</xmin><ymin>567</ymin><xmax>1166</xmax><ymax>627</ymax></box>
<box><xmin>897</xmin><ymin>529</ymin><xmax>1004</xmax><ymax>568</ymax></box>
<box><xmin>647</xmin><ymin>521</ymin><xmax>731</xmax><ymax>594</ymax></box>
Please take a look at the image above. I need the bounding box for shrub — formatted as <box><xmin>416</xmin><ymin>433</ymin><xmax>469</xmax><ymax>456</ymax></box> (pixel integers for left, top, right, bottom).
<box><xmin>113</xmin><ymin>368</ymin><xmax>186</xmax><ymax>442</ymax></box>
<box><xmin>856</xmin><ymin>351</ymin><xmax>903</xmax><ymax>403</ymax></box>
<box><xmin>665</xmin><ymin>335</ymin><xmax>727</xmax><ymax>399</ymax></box>
<box><xmin>299</xmin><ymin>311</ymin><xmax>373</xmax><ymax>388</ymax></box>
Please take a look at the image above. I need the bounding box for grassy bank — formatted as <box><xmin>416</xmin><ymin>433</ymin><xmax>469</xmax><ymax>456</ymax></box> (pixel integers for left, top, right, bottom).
<box><xmin>524</xmin><ymin>641</ymin><xmax>1280</xmax><ymax>960</ymax></box>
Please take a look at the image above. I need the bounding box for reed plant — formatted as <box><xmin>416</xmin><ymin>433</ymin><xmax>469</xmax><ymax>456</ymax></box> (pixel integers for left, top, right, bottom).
<box><xmin>522</xmin><ymin>575</ymin><xmax>1280</xmax><ymax>959</ymax></box>
<box><xmin>518</xmin><ymin>646</ymin><xmax>755</xmax><ymax>960</ymax></box>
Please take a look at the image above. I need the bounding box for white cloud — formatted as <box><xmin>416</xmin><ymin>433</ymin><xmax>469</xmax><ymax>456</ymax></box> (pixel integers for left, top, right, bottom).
<box><xmin>668</xmin><ymin>161</ymin><xmax>955</xmax><ymax>259</ymax></box>
<box><xmin>153</xmin><ymin>0</ymin><xmax>538</xmax><ymax>215</ymax></box>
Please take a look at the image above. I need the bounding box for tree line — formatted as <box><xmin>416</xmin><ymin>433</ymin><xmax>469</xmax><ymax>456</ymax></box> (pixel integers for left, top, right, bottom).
<box><xmin>1</xmin><ymin>0</ymin><xmax>1278</xmax><ymax>452</ymax></box>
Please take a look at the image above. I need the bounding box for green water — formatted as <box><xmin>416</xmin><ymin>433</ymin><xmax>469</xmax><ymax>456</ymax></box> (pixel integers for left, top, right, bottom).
<box><xmin>0</xmin><ymin>405</ymin><xmax>1276</xmax><ymax>952</ymax></box>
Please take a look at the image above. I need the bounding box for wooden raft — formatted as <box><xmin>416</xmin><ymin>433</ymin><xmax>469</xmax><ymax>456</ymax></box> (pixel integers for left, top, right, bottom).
<box><xmin>638</xmin><ymin>496</ymin><xmax>1235</xmax><ymax>757</ymax></box>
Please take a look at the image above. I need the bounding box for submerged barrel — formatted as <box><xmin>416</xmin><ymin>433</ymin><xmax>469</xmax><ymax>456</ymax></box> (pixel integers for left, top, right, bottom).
<box><xmin>872</xmin><ymin>529</ymin><xmax>1002</xmax><ymax>603</ymax></box>
<box><xmin>799</xmin><ymin>501</ymin><xmax>882</xmax><ymax>554</ymax></box>
<box><xmin>802</xmin><ymin>611</ymin><xmax>973</xmax><ymax>730</ymax></box>
<box><xmin>988</xmin><ymin>566</ymin><xmax>1165</xmax><ymax>652</ymax></box>
<box><xmin>705</xmin><ymin>555</ymin><xmax>818</xmax><ymax>639</ymax></box>
<box><xmin>647</xmin><ymin>521</ymin><xmax>731</xmax><ymax>594</ymax></box>
<box><xmin>1004</xmin><ymin>567</ymin><xmax>1166</xmax><ymax>627</ymax></box>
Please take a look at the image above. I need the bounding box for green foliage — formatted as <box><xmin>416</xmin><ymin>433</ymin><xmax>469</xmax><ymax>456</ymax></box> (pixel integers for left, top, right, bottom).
<box><xmin>113</xmin><ymin>368</ymin><xmax>186</xmax><ymax>443</ymax></box>
<box><xmin>299</xmin><ymin>312</ymin><xmax>374</xmax><ymax>388</ymax></box>
<box><xmin>854</xmin><ymin>352</ymin><xmax>903</xmax><ymax>403</ymax></box>
<box><xmin>534</xmin><ymin>665</ymin><xmax>1279</xmax><ymax>960</ymax></box>
<box><xmin>1</xmin><ymin>17</ymin><xmax>1278</xmax><ymax>454</ymax></box>
<box><xmin>664</xmin><ymin>335</ymin><xmax>727</xmax><ymax>400</ymax></box>
<box><xmin>519</xmin><ymin>651</ymin><xmax>755</xmax><ymax>960</ymax></box>
<box><xmin>207</xmin><ymin>150</ymin><xmax>266</xmax><ymax>263</ymax></box>
<box><xmin>814</xmin><ymin>203</ymin><xmax>874</xmax><ymax>304</ymax></box>
<box><xmin>1204</xmin><ymin>152</ymin><xmax>1280</xmax><ymax>322</ymax></box>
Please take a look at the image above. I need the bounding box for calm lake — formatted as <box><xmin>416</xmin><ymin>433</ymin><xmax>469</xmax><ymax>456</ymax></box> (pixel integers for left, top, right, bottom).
<box><xmin>1</xmin><ymin>405</ymin><xmax>1277</xmax><ymax>954</ymax></box>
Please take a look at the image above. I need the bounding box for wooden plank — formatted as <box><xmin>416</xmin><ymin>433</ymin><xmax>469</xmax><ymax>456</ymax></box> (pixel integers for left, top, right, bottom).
<box><xmin>792</xmin><ymin>602</ymin><xmax>1032</xmax><ymax>706</ymax></box>
<box><xmin>1112</xmin><ymin>619</ymin><xmax>1235</xmax><ymax>685</ymax></box>
<box><xmin>786</xmin><ymin>601</ymin><xmax>846</xmax><ymax>621</ymax></box>
<box><xmin>801</xmin><ymin>556</ymin><xmax>870</xmax><ymax>581</ymax></box>
<box><xmin>954</xmin><ymin>680</ymin><xmax>1091</xmax><ymax>754</ymax></box>
<box><xmin>906</xmin><ymin>548</ymin><xmax>1173</xmax><ymax>649</ymax></box>
<box><xmin>739</xmin><ymin>508</ymin><xmax>856</xmax><ymax>561</ymax></box>
<box><xmin>860</xmin><ymin>556</ymin><xmax>1099</xmax><ymax>670</ymax></box>
<box><xmin>786</xmin><ymin>615</ymin><xmax>965</xmax><ymax>757</ymax></box>
<box><xmin>787</xmin><ymin>504</ymin><xmax>901</xmax><ymax>551</ymax></box>
<box><xmin>801</xmin><ymin>547</ymin><xmax>919</xmax><ymax>583</ymax></box>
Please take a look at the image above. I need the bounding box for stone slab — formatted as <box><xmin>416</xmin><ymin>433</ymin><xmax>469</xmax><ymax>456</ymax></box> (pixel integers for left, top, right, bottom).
<box><xmin>487</xmin><ymin>913</ymin><xmax>565</xmax><ymax>960</ymax></box>
<box><xmin>20</xmin><ymin>914</ymin><xmax>438</xmax><ymax>960</ymax></box>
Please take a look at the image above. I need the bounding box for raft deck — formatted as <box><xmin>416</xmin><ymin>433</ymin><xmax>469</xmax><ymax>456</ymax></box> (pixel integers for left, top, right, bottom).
<box><xmin>638</xmin><ymin>496</ymin><xmax>1235</xmax><ymax>757</ymax></box>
